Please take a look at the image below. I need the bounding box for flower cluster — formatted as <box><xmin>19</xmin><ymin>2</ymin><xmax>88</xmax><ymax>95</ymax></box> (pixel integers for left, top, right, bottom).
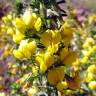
<box><xmin>2</xmin><ymin>1</ymin><xmax>96</xmax><ymax>95</ymax></box>
<box><xmin>86</xmin><ymin>65</ymin><xmax>96</xmax><ymax>90</ymax></box>
<box><xmin>81</xmin><ymin>37</ymin><xmax>96</xmax><ymax>64</ymax></box>
<box><xmin>1</xmin><ymin>8</ymin><xmax>79</xmax><ymax>95</ymax></box>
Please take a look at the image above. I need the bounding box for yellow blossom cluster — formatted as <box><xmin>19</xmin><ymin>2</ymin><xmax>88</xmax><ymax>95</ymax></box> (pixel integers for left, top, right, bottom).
<box><xmin>1</xmin><ymin>8</ymin><xmax>79</xmax><ymax>95</ymax></box>
<box><xmin>80</xmin><ymin>37</ymin><xmax>96</xmax><ymax>64</ymax></box>
<box><xmin>85</xmin><ymin>64</ymin><xmax>96</xmax><ymax>90</ymax></box>
<box><xmin>13</xmin><ymin>40</ymin><xmax>37</xmax><ymax>59</ymax></box>
<box><xmin>2</xmin><ymin>1</ymin><xmax>96</xmax><ymax>95</ymax></box>
<box><xmin>1</xmin><ymin>9</ymin><xmax>42</xmax><ymax>44</ymax></box>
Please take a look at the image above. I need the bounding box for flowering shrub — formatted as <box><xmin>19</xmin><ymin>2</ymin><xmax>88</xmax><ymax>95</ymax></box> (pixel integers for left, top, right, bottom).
<box><xmin>1</xmin><ymin>0</ymin><xmax>96</xmax><ymax>96</ymax></box>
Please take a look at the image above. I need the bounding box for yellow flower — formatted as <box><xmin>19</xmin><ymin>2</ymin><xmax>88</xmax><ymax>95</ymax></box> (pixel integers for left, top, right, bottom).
<box><xmin>27</xmin><ymin>86</ymin><xmax>38</xmax><ymax>96</ymax></box>
<box><xmin>47</xmin><ymin>44</ymin><xmax>59</xmax><ymax>55</ymax></box>
<box><xmin>92</xmin><ymin>45</ymin><xmax>96</xmax><ymax>51</ymax></box>
<box><xmin>62</xmin><ymin>36</ymin><xmax>73</xmax><ymax>46</ymax></box>
<box><xmin>60</xmin><ymin>46</ymin><xmax>77</xmax><ymax>67</ymax></box>
<box><xmin>73</xmin><ymin>59</ymin><xmax>80</xmax><ymax>66</ymax></box>
<box><xmin>7</xmin><ymin>14</ymin><xmax>13</xmax><ymax>21</ymax></box>
<box><xmin>86</xmin><ymin>37</ymin><xmax>95</xmax><ymax>45</ymax></box>
<box><xmin>88</xmin><ymin>81</ymin><xmax>96</xmax><ymax>90</ymax></box>
<box><xmin>18</xmin><ymin>40</ymin><xmax>37</xmax><ymax>59</ymax></box>
<box><xmin>1</xmin><ymin>24</ymin><xmax>8</xmax><ymax>33</ymax></box>
<box><xmin>67</xmin><ymin>71</ymin><xmax>81</xmax><ymax>90</ymax></box>
<box><xmin>13</xmin><ymin>49</ymin><xmax>24</xmax><ymax>60</ymax></box>
<box><xmin>41</xmin><ymin>30</ymin><xmax>52</xmax><ymax>46</ymax></box>
<box><xmin>3</xmin><ymin>49</ymin><xmax>10</xmax><ymax>57</ymax></box>
<box><xmin>2</xmin><ymin>16</ymin><xmax>9</xmax><ymax>23</ymax></box>
<box><xmin>18</xmin><ymin>39</ymin><xmax>28</xmax><ymax>50</ymax></box>
<box><xmin>21</xmin><ymin>65</ymin><xmax>27</xmax><ymax>71</ymax></box>
<box><xmin>48</xmin><ymin>66</ymin><xmax>65</xmax><ymax>85</ymax></box>
<box><xmin>85</xmin><ymin>73</ymin><xmax>95</xmax><ymax>83</ymax></box>
<box><xmin>23</xmin><ymin>10</ymin><xmax>33</xmax><ymax>26</ymax></box>
<box><xmin>36</xmin><ymin>53</ymin><xmax>47</xmax><ymax>73</ymax></box>
<box><xmin>1</xmin><ymin>27</ymin><xmax>6</xmax><ymax>33</ymax></box>
<box><xmin>13</xmin><ymin>18</ymin><xmax>26</xmax><ymax>32</ymax></box>
<box><xmin>62</xmin><ymin>51</ymin><xmax>77</xmax><ymax>66</ymax></box>
<box><xmin>7</xmin><ymin>28</ymin><xmax>15</xmax><ymax>35</ymax></box>
<box><xmin>13</xmin><ymin>30</ymin><xmax>24</xmax><ymax>44</ymax></box>
<box><xmin>56</xmin><ymin>81</ymin><xmax>68</xmax><ymax>91</ymax></box>
<box><xmin>81</xmin><ymin>56</ymin><xmax>89</xmax><ymax>64</ymax></box>
<box><xmin>88</xmin><ymin>15</ymin><xmax>96</xmax><ymax>24</ymax></box>
<box><xmin>60</xmin><ymin>21</ymin><xmax>75</xmax><ymax>37</ymax></box>
<box><xmin>60</xmin><ymin>47</ymin><xmax>70</xmax><ymax>62</ymax></box>
<box><xmin>44</xmin><ymin>52</ymin><xmax>55</xmax><ymax>67</ymax></box>
<box><xmin>34</xmin><ymin>17</ymin><xmax>42</xmax><ymax>31</ymax></box>
<box><xmin>36</xmin><ymin>51</ymin><xmax>55</xmax><ymax>73</ymax></box>
<box><xmin>20</xmin><ymin>44</ymin><xmax>31</xmax><ymax>59</ymax></box>
<box><xmin>60</xmin><ymin>21</ymin><xmax>75</xmax><ymax>46</ymax></box>
<box><xmin>23</xmin><ymin>10</ymin><xmax>37</xmax><ymax>28</ymax></box>
<box><xmin>27</xmin><ymin>41</ymin><xmax>37</xmax><ymax>55</ymax></box>
<box><xmin>87</xmin><ymin>65</ymin><xmax>96</xmax><ymax>74</ymax></box>
<box><xmin>82</xmin><ymin>50</ymin><xmax>92</xmax><ymax>57</ymax></box>
<box><xmin>40</xmin><ymin>61</ymin><xmax>47</xmax><ymax>73</ymax></box>
<box><xmin>52</xmin><ymin>30</ymin><xmax>61</xmax><ymax>45</ymax></box>
<box><xmin>35</xmin><ymin>53</ymin><xmax>44</xmax><ymax>66</ymax></box>
<box><xmin>82</xmin><ymin>42</ymin><xmax>90</xmax><ymax>50</ymax></box>
<box><xmin>65</xmin><ymin>89</ymin><xmax>73</xmax><ymax>95</ymax></box>
<box><xmin>41</xmin><ymin>30</ymin><xmax>61</xmax><ymax>47</ymax></box>
<box><xmin>32</xmin><ymin>66</ymin><xmax>39</xmax><ymax>75</ymax></box>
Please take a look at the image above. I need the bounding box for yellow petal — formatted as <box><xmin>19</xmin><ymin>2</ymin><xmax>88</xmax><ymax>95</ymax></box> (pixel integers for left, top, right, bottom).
<box><xmin>52</xmin><ymin>30</ymin><xmax>61</xmax><ymax>44</ymax></box>
<box><xmin>35</xmin><ymin>54</ymin><xmax>44</xmax><ymax>66</ymax></box>
<box><xmin>13</xmin><ymin>18</ymin><xmax>26</xmax><ymax>32</ymax></box>
<box><xmin>44</xmin><ymin>52</ymin><xmax>55</xmax><ymax>68</ymax></box>
<box><xmin>13</xmin><ymin>33</ymin><xmax>24</xmax><ymax>44</ymax></box>
<box><xmin>13</xmin><ymin>49</ymin><xmax>24</xmax><ymax>60</ymax></box>
<box><xmin>2</xmin><ymin>16</ymin><xmax>9</xmax><ymax>23</ymax></box>
<box><xmin>48</xmin><ymin>66</ymin><xmax>64</xmax><ymax>85</ymax></box>
<box><xmin>23</xmin><ymin>10</ymin><xmax>37</xmax><ymax>28</ymax></box>
<box><xmin>18</xmin><ymin>40</ymin><xmax>32</xmax><ymax>59</ymax></box>
<box><xmin>23</xmin><ymin>10</ymin><xmax>33</xmax><ymax>25</ymax></box>
<box><xmin>87</xmin><ymin>65</ymin><xmax>96</xmax><ymax>74</ymax></box>
<box><xmin>34</xmin><ymin>17</ymin><xmax>42</xmax><ymax>31</ymax></box>
<box><xmin>67</xmin><ymin>71</ymin><xmax>81</xmax><ymax>90</ymax></box>
<box><xmin>62</xmin><ymin>36</ymin><xmax>73</xmax><ymax>46</ymax></box>
<box><xmin>61</xmin><ymin>22</ymin><xmax>75</xmax><ymax>36</ymax></box>
<box><xmin>21</xmin><ymin>45</ymin><xmax>31</xmax><ymax>59</ymax></box>
<box><xmin>27</xmin><ymin>41</ymin><xmax>37</xmax><ymax>55</ymax></box>
<box><xmin>27</xmin><ymin>86</ymin><xmax>38</xmax><ymax>96</ymax></box>
<box><xmin>60</xmin><ymin>47</ymin><xmax>70</xmax><ymax>62</ymax></box>
<box><xmin>63</xmin><ymin>51</ymin><xmax>77</xmax><ymax>66</ymax></box>
<box><xmin>56</xmin><ymin>81</ymin><xmax>68</xmax><ymax>91</ymax></box>
<box><xmin>88</xmin><ymin>81</ymin><xmax>96</xmax><ymax>90</ymax></box>
<box><xmin>7</xmin><ymin>14</ymin><xmax>13</xmax><ymax>21</ymax></box>
<box><xmin>7</xmin><ymin>28</ymin><xmax>14</xmax><ymax>35</ymax></box>
<box><xmin>40</xmin><ymin>62</ymin><xmax>47</xmax><ymax>73</ymax></box>
<box><xmin>47</xmin><ymin>44</ymin><xmax>58</xmax><ymax>55</ymax></box>
<box><xmin>41</xmin><ymin>30</ymin><xmax>52</xmax><ymax>47</ymax></box>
